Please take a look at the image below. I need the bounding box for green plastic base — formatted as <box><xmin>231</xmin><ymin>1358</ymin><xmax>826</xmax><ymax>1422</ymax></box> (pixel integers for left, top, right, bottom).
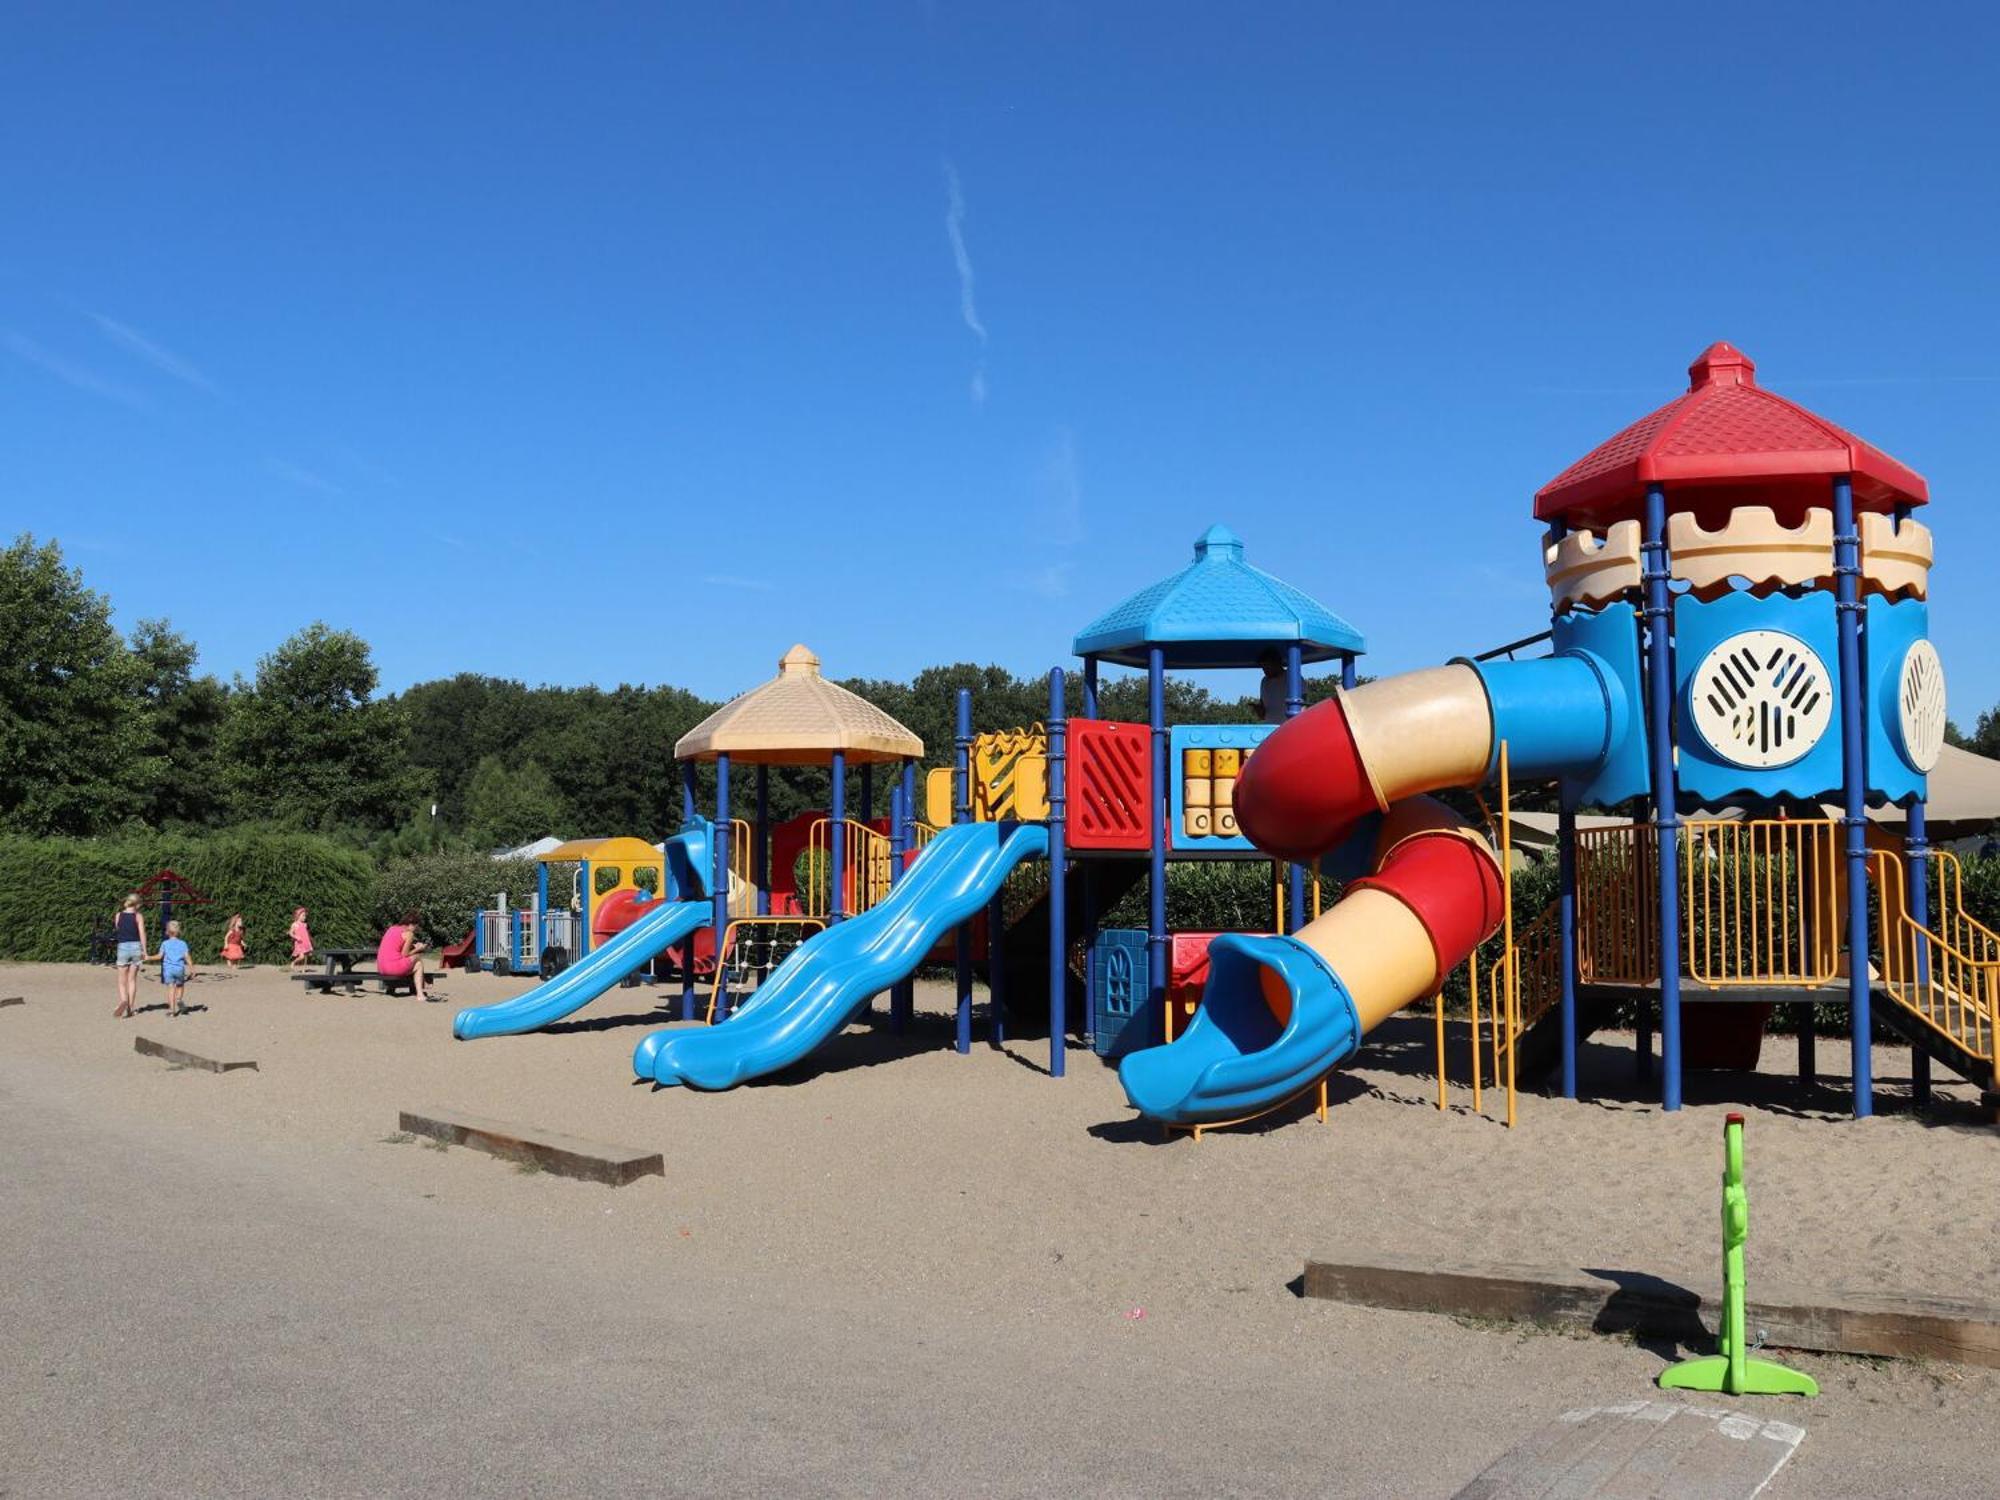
<box><xmin>1658</xmin><ymin>1354</ymin><xmax>1819</xmax><ymax>1397</ymax></box>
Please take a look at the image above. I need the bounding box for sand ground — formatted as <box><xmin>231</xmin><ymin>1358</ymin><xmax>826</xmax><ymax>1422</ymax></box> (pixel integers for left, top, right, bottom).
<box><xmin>4</xmin><ymin>959</ymin><xmax>1999</xmax><ymax>1497</ymax></box>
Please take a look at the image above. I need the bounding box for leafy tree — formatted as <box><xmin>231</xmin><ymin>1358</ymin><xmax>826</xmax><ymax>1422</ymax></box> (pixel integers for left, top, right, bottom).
<box><xmin>463</xmin><ymin>756</ymin><xmax>566</xmax><ymax>848</ymax></box>
<box><xmin>1947</xmin><ymin>706</ymin><xmax>2000</xmax><ymax>761</ymax></box>
<box><xmin>0</xmin><ymin>535</ymin><xmax>138</xmax><ymax>834</ymax></box>
<box><xmin>220</xmin><ymin>623</ymin><xmax>415</xmax><ymax>832</ymax></box>
<box><xmin>127</xmin><ymin>619</ymin><xmax>229</xmax><ymax>827</ymax></box>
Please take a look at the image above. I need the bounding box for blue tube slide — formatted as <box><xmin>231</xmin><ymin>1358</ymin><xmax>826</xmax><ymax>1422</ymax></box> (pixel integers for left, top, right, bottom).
<box><xmin>453</xmin><ymin>825</ymin><xmax>714</xmax><ymax>1040</ymax></box>
<box><xmin>1119</xmin><ymin>935</ymin><xmax>1361</xmax><ymax>1123</ymax></box>
<box><xmin>634</xmin><ymin>820</ymin><xmax>1048</xmax><ymax>1090</ymax></box>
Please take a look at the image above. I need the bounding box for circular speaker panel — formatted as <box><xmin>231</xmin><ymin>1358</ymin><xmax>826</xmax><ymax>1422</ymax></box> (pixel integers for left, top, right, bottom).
<box><xmin>1688</xmin><ymin>630</ymin><xmax>1833</xmax><ymax>770</ymax></box>
<box><xmin>1896</xmin><ymin>639</ymin><xmax>1946</xmax><ymax>773</ymax></box>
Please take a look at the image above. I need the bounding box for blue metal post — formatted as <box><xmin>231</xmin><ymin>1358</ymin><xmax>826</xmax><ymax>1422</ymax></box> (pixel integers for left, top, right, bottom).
<box><xmin>1048</xmin><ymin>666</ymin><xmax>1068</xmax><ymax>1076</ymax></box>
<box><xmin>1558</xmin><ymin>793</ymin><xmax>1579</xmax><ymax>1099</ymax></box>
<box><xmin>1641</xmin><ymin>481</ymin><xmax>1684</xmax><ymax>1110</ymax></box>
<box><xmin>712</xmin><ymin>754</ymin><xmax>732</xmax><ymax>1019</ymax></box>
<box><xmin>894</xmin><ymin>758</ymin><xmax>917</xmax><ymax>1030</ymax></box>
<box><xmin>755</xmin><ymin>765</ymin><xmax>770</xmax><ymax>917</ymax></box>
<box><xmin>1833</xmin><ymin>473</ymin><xmax>1873</xmax><ymax>1116</ymax></box>
<box><xmin>679</xmin><ymin>762</ymin><xmax>698</xmax><ymax>1016</ymax></box>
<box><xmin>536</xmin><ymin>862</ymin><xmax>550</xmax><ymax>970</ymax></box>
<box><xmin>830</xmin><ymin>751</ymin><xmax>847</xmax><ymax>926</ymax></box>
<box><xmin>1082</xmin><ymin>657</ymin><xmax>1099</xmax><ymax>719</ymax></box>
<box><xmin>1908</xmin><ymin>798</ymin><xmax>1933</xmax><ymax>1104</ymax></box>
<box><xmin>954</xmin><ymin>688</ymin><xmax>974</xmax><ymax>1054</ymax></box>
<box><xmin>1341</xmin><ymin>653</ymin><xmax>1358</xmax><ymax>691</ymax></box>
<box><xmin>1285</xmin><ymin>644</ymin><xmax>1306</xmax><ymax>934</ymax></box>
<box><xmin>1147</xmin><ymin>647</ymin><xmax>1168</xmax><ymax>1042</ymax></box>
<box><xmin>887</xmin><ymin>772</ymin><xmax>908</xmax><ymax>1035</ymax></box>
<box><xmin>578</xmin><ymin>860</ymin><xmax>592</xmax><ymax>958</ymax></box>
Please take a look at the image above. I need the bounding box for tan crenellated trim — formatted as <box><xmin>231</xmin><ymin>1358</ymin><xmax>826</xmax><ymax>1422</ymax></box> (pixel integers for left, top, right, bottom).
<box><xmin>1666</xmin><ymin>506</ymin><xmax>1832</xmax><ymax>600</ymax></box>
<box><xmin>1859</xmin><ymin>511</ymin><xmax>1932</xmax><ymax>600</ymax></box>
<box><xmin>1544</xmin><ymin>521</ymin><xmax>1642</xmax><ymax>610</ymax></box>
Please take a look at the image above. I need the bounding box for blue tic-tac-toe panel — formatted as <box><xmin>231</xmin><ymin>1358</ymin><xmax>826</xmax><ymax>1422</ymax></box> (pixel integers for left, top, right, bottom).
<box><xmin>1865</xmin><ymin>596</ymin><xmax>1932</xmax><ymax>807</ymax></box>
<box><xmin>1169</xmin><ymin>722</ymin><xmax>1276</xmax><ymax>854</ymax></box>
<box><xmin>1673</xmin><ymin>591</ymin><xmax>1844</xmax><ymax>807</ymax></box>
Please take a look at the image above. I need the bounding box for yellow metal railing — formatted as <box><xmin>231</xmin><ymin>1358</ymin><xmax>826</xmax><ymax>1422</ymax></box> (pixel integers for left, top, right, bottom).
<box><xmin>1870</xmin><ymin>850</ymin><xmax>1998</xmax><ymax>1072</ymax></box>
<box><xmin>972</xmin><ymin>725</ymin><xmax>1050</xmax><ymax>822</ymax></box>
<box><xmin>909</xmin><ymin>820</ymin><xmax>941</xmax><ymax>853</ymax></box>
<box><xmin>704</xmin><ymin>916</ymin><xmax>827</xmax><ymax>1023</ymax></box>
<box><xmin>1682</xmin><ymin>818</ymin><xmax>1839</xmax><ymax>986</ymax></box>
<box><xmin>802</xmin><ymin>818</ymin><xmax>896</xmax><ymax>919</ymax></box>
<box><xmin>1575</xmin><ymin>822</ymin><xmax>1659</xmax><ymax>984</ymax></box>
<box><xmin>1438</xmin><ymin>743</ymin><xmax>1522</xmax><ymax>1127</ymax></box>
<box><xmin>1933</xmin><ymin>850</ymin><xmax>2000</xmax><ymax>968</ymax></box>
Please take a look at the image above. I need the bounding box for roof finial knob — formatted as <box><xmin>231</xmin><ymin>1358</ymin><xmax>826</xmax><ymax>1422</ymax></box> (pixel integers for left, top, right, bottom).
<box><xmin>1689</xmin><ymin>341</ymin><xmax>1756</xmax><ymax>391</ymax></box>
<box><xmin>1194</xmin><ymin>523</ymin><xmax>1244</xmax><ymax>562</ymax></box>
<box><xmin>779</xmin><ymin>643</ymin><xmax>821</xmax><ymax>677</ymax></box>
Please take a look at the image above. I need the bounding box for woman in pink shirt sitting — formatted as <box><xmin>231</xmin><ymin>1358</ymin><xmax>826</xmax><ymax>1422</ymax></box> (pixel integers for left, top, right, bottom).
<box><xmin>376</xmin><ymin>914</ymin><xmax>431</xmax><ymax>1001</ymax></box>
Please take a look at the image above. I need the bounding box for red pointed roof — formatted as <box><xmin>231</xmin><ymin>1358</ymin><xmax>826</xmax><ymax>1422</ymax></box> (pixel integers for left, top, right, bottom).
<box><xmin>1534</xmin><ymin>343</ymin><xmax>1928</xmax><ymax>527</ymax></box>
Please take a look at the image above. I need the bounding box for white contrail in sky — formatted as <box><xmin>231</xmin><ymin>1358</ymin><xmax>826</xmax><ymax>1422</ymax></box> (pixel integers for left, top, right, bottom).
<box><xmin>89</xmin><ymin>312</ymin><xmax>219</xmax><ymax>394</ymax></box>
<box><xmin>943</xmin><ymin>160</ymin><xmax>987</xmax><ymax>343</ymax></box>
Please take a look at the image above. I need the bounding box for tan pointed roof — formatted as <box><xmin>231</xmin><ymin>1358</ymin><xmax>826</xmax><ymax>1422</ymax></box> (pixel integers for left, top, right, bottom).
<box><xmin>674</xmin><ymin>644</ymin><xmax>924</xmax><ymax>766</ymax></box>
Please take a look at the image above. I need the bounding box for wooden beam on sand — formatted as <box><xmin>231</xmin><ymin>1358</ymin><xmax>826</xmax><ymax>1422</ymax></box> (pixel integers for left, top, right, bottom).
<box><xmin>1303</xmin><ymin>1252</ymin><xmax>2000</xmax><ymax>1371</ymax></box>
<box><xmin>0</xmin><ymin>995</ymin><xmax>24</xmax><ymax>1007</ymax></box>
<box><xmin>397</xmin><ymin>1108</ymin><xmax>663</xmax><ymax>1188</ymax></box>
<box><xmin>134</xmin><ymin>1036</ymin><xmax>258</xmax><ymax>1074</ymax></box>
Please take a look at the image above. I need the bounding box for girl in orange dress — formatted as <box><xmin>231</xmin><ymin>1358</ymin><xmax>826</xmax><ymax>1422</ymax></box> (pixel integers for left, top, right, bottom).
<box><xmin>221</xmin><ymin>913</ymin><xmax>247</xmax><ymax>969</ymax></box>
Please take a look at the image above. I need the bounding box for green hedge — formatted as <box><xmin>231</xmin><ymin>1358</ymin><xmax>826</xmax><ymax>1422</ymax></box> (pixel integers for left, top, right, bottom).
<box><xmin>0</xmin><ymin>830</ymin><xmax>377</xmax><ymax>963</ymax></box>
<box><xmin>373</xmin><ymin>851</ymin><xmax>544</xmax><ymax>947</ymax></box>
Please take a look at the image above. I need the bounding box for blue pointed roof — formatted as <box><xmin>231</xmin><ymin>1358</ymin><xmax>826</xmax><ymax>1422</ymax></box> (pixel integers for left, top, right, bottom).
<box><xmin>1072</xmin><ymin>524</ymin><xmax>1365</xmax><ymax>670</ymax></box>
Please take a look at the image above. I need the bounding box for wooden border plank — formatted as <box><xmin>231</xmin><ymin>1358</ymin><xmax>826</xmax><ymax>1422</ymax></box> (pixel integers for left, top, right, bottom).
<box><xmin>397</xmin><ymin>1108</ymin><xmax>662</xmax><ymax>1187</ymax></box>
<box><xmin>0</xmin><ymin>995</ymin><xmax>24</xmax><ymax>1008</ymax></box>
<box><xmin>1303</xmin><ymin>1252</ymin><xmax>2000</xmax><ymax>1370</ymax></box>
<box><xmin>134</xmin><ymin>1035</ymin><xmax>258</xmax><ymax>1073</ymax></box>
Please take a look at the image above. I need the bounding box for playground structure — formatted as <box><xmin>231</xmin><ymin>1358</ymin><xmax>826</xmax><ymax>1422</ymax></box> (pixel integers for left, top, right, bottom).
<box><xmin>453</xmin><ymin>343</ymin><xmax>1976</xmax><ymax>1133</ymax></box>
<box><xmin>1123</xmin><ymin>341</ymin><xmax>1964</xmax><ymax>1127</ymax></box>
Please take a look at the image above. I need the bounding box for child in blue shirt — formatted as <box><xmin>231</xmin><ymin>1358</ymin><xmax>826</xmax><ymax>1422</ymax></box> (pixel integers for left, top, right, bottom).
<box><xmin>153</xmin><ymin>920</ymin><xmax>195</xmax><ymax>1018</ymax></box>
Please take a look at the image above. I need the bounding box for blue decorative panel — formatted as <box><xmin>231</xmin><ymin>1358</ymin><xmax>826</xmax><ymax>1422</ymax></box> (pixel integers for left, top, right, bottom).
<box><xmin>1673</xmin><ymin>591</ymin><xmax>1843</xmax><ymax>807</ymax></box>
<box><xmin>1865</xmin><ymin>597</ymin><xmax>1936</xmax><ymax>807</ymax></box>
<box><xmin>1551</xmin><ymin>602</ymin><xmax>1651</xmax><ymax>808</ymax></box>
<box><xmin>1169</xmin><ymin>722</ymin><xmax>1276</xmax><ymax>854</ymax></box>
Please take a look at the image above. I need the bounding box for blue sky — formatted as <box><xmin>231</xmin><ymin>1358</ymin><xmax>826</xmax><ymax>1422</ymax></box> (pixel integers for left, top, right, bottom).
<box><xmin>7</xmin><ymin>3</ymin><xmax>1998</xmax><ymax>716</ymax></box>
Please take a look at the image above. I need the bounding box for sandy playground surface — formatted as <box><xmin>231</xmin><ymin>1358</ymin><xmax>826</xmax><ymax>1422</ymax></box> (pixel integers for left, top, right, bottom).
<box><xmin>6</xmin><ymin>958</ymin><xmax>2000</xmax><ymax>1496</ymax></box>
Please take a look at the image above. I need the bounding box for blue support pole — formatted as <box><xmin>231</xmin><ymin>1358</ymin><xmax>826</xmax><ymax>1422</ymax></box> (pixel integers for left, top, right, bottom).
<box><xmin>1285</xmin><ymin>644</ymin><xmax>1306</xmax><ymax>934</ymax></box>
<box><xmin>830</xmin><ymin>751</ymin><xmax>847</xmax><ymax>925</ymax></box>
<box><xmin>1082</xmin><ymin>657</ymin><xmax>1099</xmax><ymax>719</ymax></box>
<box><xmin>578</xmin><ymin>860</ymin><xmax>592</xmax><ymax>958</ymax></box>
<box><xmin>755</xmin><ymin>765</ymin><xmax>770</xmax><ymax>917</ymax></box>
<box><xmin>1550</xmin><ymin>519</ymin><xmax>1579</xmax><ymax>1100</ymax></box>
<box><xmin>894</xmin><ymin>758</ymin><xmax>916</xmax><ymax>1030</ymax></box>
<box><xmin>679</xmin><ymin>761</ymin><xmax>698</xmax><ymax>1017</ymax></box>
<box><xmin>1908</xmin><ymin>799</ymin><xmax>1932</xmax><ymax>1104</ymax></box>
<box><xmin>1833</xmin><ymin>473</ymin><xmax>1873</xmax><ymax>1117</ymax></box>
<box><xmin>1341</xmin><ymin>653</ymin><xmax>1358</xmax><ymax>691</ymax></box>
<box><xmin>536</xmin><ymin>862</ymin><xmax>550</xmax><ymax>970</ymax></box>
<box><xmin>1048</xmin><ymin>666</ymin><xmax>1068</xmax><ymax>1077</ymax></box>
<box><xmin>712</xmin><ymin>754</ymin><xmax>732</xmax><ymax>1020</ymax></box>
<box><xmin>1147</xmin><ymin>647</ymin><xmax>1168</xmax><ymax>1044</ymax></box>
<box><xmin>954</xmin><ymin>688</ymin><xmax>974</xmax><ymax>1055</ymax></box>
<box><xmin>1641</xmin><ymin>482</ymin><xmax>1684</xmax><ymax>1111</ymax></box>
<box><xmin>1558</xmin><ymin>792</ymin><xmax>1579</xmax><ymax>1099</ymax></box>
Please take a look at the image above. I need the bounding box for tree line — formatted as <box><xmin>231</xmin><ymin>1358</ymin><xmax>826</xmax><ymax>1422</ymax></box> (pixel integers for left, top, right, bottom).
<box><xmin>0</xmin><ymin>535</ymin><xmax>1336</xmax><ymax>856</ymax></box>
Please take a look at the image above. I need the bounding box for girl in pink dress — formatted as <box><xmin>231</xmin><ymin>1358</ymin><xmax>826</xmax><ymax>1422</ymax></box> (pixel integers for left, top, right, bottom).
<box><xmin>288</xmin><ymin>907</ymin><xmax>314</xmax><ymax>969</ymax></box>
<box><xmin>221</xmin><ymin>913</ymin><xmax>247</xmax><ymax>968</ymax></box>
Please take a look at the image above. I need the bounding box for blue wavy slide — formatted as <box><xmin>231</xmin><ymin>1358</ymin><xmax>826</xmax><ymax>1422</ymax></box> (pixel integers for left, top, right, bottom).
<box><xmin>633</xmin><ymin>820</ymin><xmax>1049</xmax><ymax>1090</ymax></box>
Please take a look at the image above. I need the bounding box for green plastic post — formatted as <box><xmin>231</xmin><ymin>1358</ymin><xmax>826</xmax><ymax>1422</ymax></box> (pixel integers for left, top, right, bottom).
<box><xmin>1659</xmin><ymin>1113</ymin><xmax>1818</xmax><ymax>1397</ymax></box>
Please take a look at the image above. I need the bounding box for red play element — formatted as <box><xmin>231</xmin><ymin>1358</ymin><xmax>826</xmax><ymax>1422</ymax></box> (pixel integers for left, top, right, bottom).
<box><xmin>135</xmin><ymin>868</ymin><xmax>212</xmax><ymax>908</ymax></box>
<box><xmin>1167</xmin><ymin>931</ymin><xmax>1231</xmax><ymax>1033</ymax></box>
<box><xmin>592</xmin><ymin>887</ymin><xmax>652</xmax><ymax>943</ymax></box>
<box><xmin>1233</xmin><ymin>697</ymin><xmax>1374</xmax><ymax>862</ymax></box>
<box><xmin>1068</xmin><ymin>719</ymin><xmax>1152</xmax><ymax>851</ymax></box>
<box><xmin>1348</xmin><ymin>829</ymin><xmax>1506</xmax><ymax>977</ymax></box>
<box><xmin>439</xmin><ymin>929</ymin><xmax>475</xmax><ymax>969</ymax></box>
<box><xmin>1535</xmin><ymin>342</ymin><xmax>1929</xmax><ymax>529</ymax></box>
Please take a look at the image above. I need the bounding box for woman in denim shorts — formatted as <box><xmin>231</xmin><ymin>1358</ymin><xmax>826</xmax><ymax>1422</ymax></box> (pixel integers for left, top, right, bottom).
<box><xmin>112</xmin><ymin>893</ymin><xmax>147</xmax><ymax>1019</ymax></box>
